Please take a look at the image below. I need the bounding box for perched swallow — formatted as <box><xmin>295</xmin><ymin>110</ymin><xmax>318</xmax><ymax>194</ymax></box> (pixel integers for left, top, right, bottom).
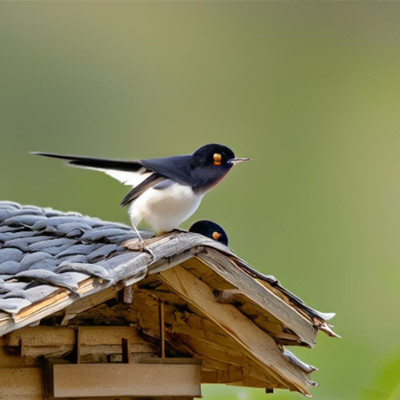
<box><xmin>189</xmin><ymin>220</ymin><xmax>229</xmax><ymax>246</ymax></box>
<box><xmin>31</xmin><ymin>144</ymin><xmax>250</xmax><ymax>235</ymax></box>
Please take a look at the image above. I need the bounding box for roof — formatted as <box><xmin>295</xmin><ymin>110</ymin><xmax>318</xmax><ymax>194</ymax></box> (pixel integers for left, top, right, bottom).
<box><xmin>0</xmin><ymin>201</ymin><xmax>338</xmax><ymax>396</ymax></box>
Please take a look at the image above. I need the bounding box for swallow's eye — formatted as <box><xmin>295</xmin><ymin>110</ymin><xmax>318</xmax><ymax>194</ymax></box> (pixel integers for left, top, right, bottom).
<box><xmin>212</xmin><ymin>231</ymin><xmax>222</xmax><ymax>240</ymax></box>
<box><xmin>213</xmin><ymin>153</ymin><xmax>222</xmax><ymax>166</ymax></box>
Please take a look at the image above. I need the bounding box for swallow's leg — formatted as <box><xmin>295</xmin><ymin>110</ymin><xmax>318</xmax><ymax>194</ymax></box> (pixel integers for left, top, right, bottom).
<box><xmin>131</xmin><ymin>223</ymin><xmax>143</xmax><ymax>242</ymax></box>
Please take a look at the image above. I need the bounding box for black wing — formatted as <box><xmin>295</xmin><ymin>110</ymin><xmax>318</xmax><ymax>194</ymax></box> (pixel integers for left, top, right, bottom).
<box><xmin>120</xmin><ymin>173</ymin><xmax>165</xmax><ymax>207</ymax></box>
<box><xmin>140</xmin><ymin>155</ymin><xmax>195</xmax><ymax>186</ymax></box>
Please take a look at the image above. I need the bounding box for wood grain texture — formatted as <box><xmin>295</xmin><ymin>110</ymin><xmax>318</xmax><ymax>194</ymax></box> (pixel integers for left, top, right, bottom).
<box><xmin>197</xmin><ymin>250</ymin><xmax>317</xmax><ymax>347</ymax></box>
<box><xmin>0</xmin><ymin>368</ymin><xmax>45</xmax><ymax>399</ymax></box>
<box><xmin>158</xmin><ymin>265</ymin><xmax>313</xmax><ymax>395</ymax></box>
<box><xmin>52</xmin><ymin>363</ymin><xmax>201</xmax><ymax>398</ymax></box>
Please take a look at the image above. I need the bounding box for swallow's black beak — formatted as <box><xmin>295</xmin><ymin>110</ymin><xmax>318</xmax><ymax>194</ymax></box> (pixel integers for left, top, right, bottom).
<box><xmin>229</xmin><ymin>157</ymin><xmax>252</xmax><ymax>165</ymax></box>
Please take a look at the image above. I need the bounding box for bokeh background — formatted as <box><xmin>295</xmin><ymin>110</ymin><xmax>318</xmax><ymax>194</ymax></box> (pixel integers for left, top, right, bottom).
<box><xmin>1</xmin><ymin>2</ymin><xmax>399</xmax><ymax>400</ymax></box>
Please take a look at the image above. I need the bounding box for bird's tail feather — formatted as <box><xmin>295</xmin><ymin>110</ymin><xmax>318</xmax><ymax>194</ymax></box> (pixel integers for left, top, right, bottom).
<box><xmin>30</xmin><ymin>152</ymin><xmax>143</xmax><ymax>172</ymax></box>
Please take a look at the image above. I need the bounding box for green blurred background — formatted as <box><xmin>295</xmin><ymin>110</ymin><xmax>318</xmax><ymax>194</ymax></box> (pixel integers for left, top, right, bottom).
<box><xmin>1</xmin><ymin>2</ymin><xmax>399</xmax><ymax>399</ymax></box>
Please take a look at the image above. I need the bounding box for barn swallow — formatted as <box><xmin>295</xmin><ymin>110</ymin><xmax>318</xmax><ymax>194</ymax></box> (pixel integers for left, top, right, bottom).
<box><xmin>189</xmin><ymin>220</ymin><xmax>229</xmax><ymax>246</ymax></box>
<box><xmin>31</xmin><ymin>144</ymin><xmax>250</xmax><ymax>237</ymax></box>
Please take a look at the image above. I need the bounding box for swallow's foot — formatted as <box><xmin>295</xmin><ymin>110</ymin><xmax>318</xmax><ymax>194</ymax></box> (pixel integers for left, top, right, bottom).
<box><xmin>122</xmin><ymin>230</ymin><xmax>186</xmax><ymax>252</ymax></box>
<box><xmin>123</xmin><ymin>237</ymin><xmax>155</xmax><ymax>252</ymax></box>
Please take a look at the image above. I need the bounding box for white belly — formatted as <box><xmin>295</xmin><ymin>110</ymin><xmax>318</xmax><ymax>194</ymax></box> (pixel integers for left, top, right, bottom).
<box><xmin>128</xmin><ymin>182</ymin><xmax>203</xmax><ymax>234</ymax></box>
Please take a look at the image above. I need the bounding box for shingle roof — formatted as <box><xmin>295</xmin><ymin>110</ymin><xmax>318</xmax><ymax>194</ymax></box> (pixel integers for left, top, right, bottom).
<box><xmin>0</xmin><ymin>201</ymin><xmax>338</xmax><ymax>395</ymax></box>
<box><xmin>0</xmin><ymin>202</ymin><xmax>141</xmax><ymax>314</ymax></box>
<box><xmin>0</xmin><ymin>202</ymin><xmax>227</xmax><ymax>331</ymax></box>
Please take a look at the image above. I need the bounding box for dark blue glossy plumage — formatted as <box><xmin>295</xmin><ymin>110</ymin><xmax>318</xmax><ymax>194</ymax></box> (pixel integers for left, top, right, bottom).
<box><xmin>189</xmin><ymin>220</ymin><xmax>229</xmax><ymax>246</ymax></box>
<box><xmin>31</xmin><ymin>144</ymin><xmax>250</xmax><ymax>234</ymax></box>
<box><xmin>32</xmin><ymin>144</ymin><xmax>244</xmax><ymax>205</ymax></box>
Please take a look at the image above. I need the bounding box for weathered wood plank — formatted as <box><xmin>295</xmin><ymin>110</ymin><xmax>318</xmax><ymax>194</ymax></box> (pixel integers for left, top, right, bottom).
<box><xmin>6</xmin><ymin>326</ymin><xmax>75</xmax><ymax>347</ymax></box>
<box><xmin>0</xmin><ymin>291</ymin><xmax>77</xmax><ymax>336</ymax></box>
<box><xmin>196</xmin><ymin>250</ymin><xmax>317</xmax><ymax>346</ymax></box>
<box><xmin>6</xmin><ymin>326</ymin><xmax>147</xmax><ymax>347</ymax></box>
<box><xmin>78</xmin><ymin>326</ymin><xmax>147</xmax><ymax>345</ymax></box>
<box><xmin>159</xmin><ymin>265</ymin><xmax>312</xmax><ymax>395</ymax></box>
<box><xmin>201</xmin><ymin>368</ymin><xmax>246</xmax><ymax>384</ymax></box>
<box><xmin>0</xmin><ymin>312</ymin><xmax>10</xmax><ymax>323</ymax></box>
<box><xmin>141</xmin><ymin>287</ymin><xmax>187</xmax><ymax>306</ymax></box>
<box><xmin>5</xmin><ymin>326</ymin><xmax>157</xmax><ymax>358</ymax></box>
<box><xmin>52</xmin><ymin>363</ymin><xmax>202</xmax><ymax>398</ymax></box>
<box><xmin>179</xmin><ymin>258</ymin><xmax>237</xmax><ymax>290</ymax></box>
<box><xmin>61</xmin><ymin>285</ymin><xmax>121</xmax><ymax>325</ymax></box>
<box><xmin>174</xmin><ymin>335</ymin><xmax>246</xmax><ymax>367</ymax></box>
<box><xmin>14</xmin><ymin>291</ymin><xmax>71</xmax><ymax>321</ymax></box>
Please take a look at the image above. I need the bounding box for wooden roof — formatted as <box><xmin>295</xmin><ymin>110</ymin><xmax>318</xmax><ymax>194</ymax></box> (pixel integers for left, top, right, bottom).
<box><xmin>0</xmin><ymin>201</ymin><xmax>338</xmax><ymax>396</ymax></box>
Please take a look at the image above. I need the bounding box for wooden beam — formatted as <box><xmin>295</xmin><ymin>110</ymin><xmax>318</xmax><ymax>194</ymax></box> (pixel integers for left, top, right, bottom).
<box><xmin>176</xmin><ymin>335</ymin><xmax>246</xmax><ymax>367</ymax></box>
<box><xmin>158</xmin><ymin>265</ymin><xmax>312</xmax><ymax>395</ymax></box>
<box><xmin>0</xmin><ymin>287</ymin><xmax>83</xmax><ymax>337</ymax></box>
<box><xmin>61</xmin><ymin>285</ymin><xmax>120</xmax><ymax>325</ymax></box>
<box><xmin>177</xmin><ymin>257</ymin><xmax>237</xmax><ymax>291</ymax></box>
<box><xmin>4</xmin><ymin>326</ymin><xmax>156</xmax><ymax>358</ymax></box>
<box><xmin>196</xmin><ymin>250</ymin><xmax>317</xmax><ymax>346</ymax></box>
<box><xmin>5</xmin><ymin>326</ymin><xmax>74</xmax><ymax>347</ymax></box>
<box><xmin>52</xmin><ymin>363</ymin><xmax>202</xmax><ymax>398</ymax></box>
<box><xmin>122</xmin><ymin>286</ymin><xmax>134</xmax><ymax>304</ymax></box>
<box><xmin>6</xmin><ymin>326</ymin><xmax>148</xmax><ymax>346</ymax></box>
<box><xmin>78</xmin><ymin>326</ymin><xmax>146</xmax><ymax>346</ymax></box>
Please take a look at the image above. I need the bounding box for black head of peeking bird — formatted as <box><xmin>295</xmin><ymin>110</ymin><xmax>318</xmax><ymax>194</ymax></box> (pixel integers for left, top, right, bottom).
<box><xmin>189</xmin><ymin>220</ymin><xmax>229</xmax><ymax>246</ymax></box>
